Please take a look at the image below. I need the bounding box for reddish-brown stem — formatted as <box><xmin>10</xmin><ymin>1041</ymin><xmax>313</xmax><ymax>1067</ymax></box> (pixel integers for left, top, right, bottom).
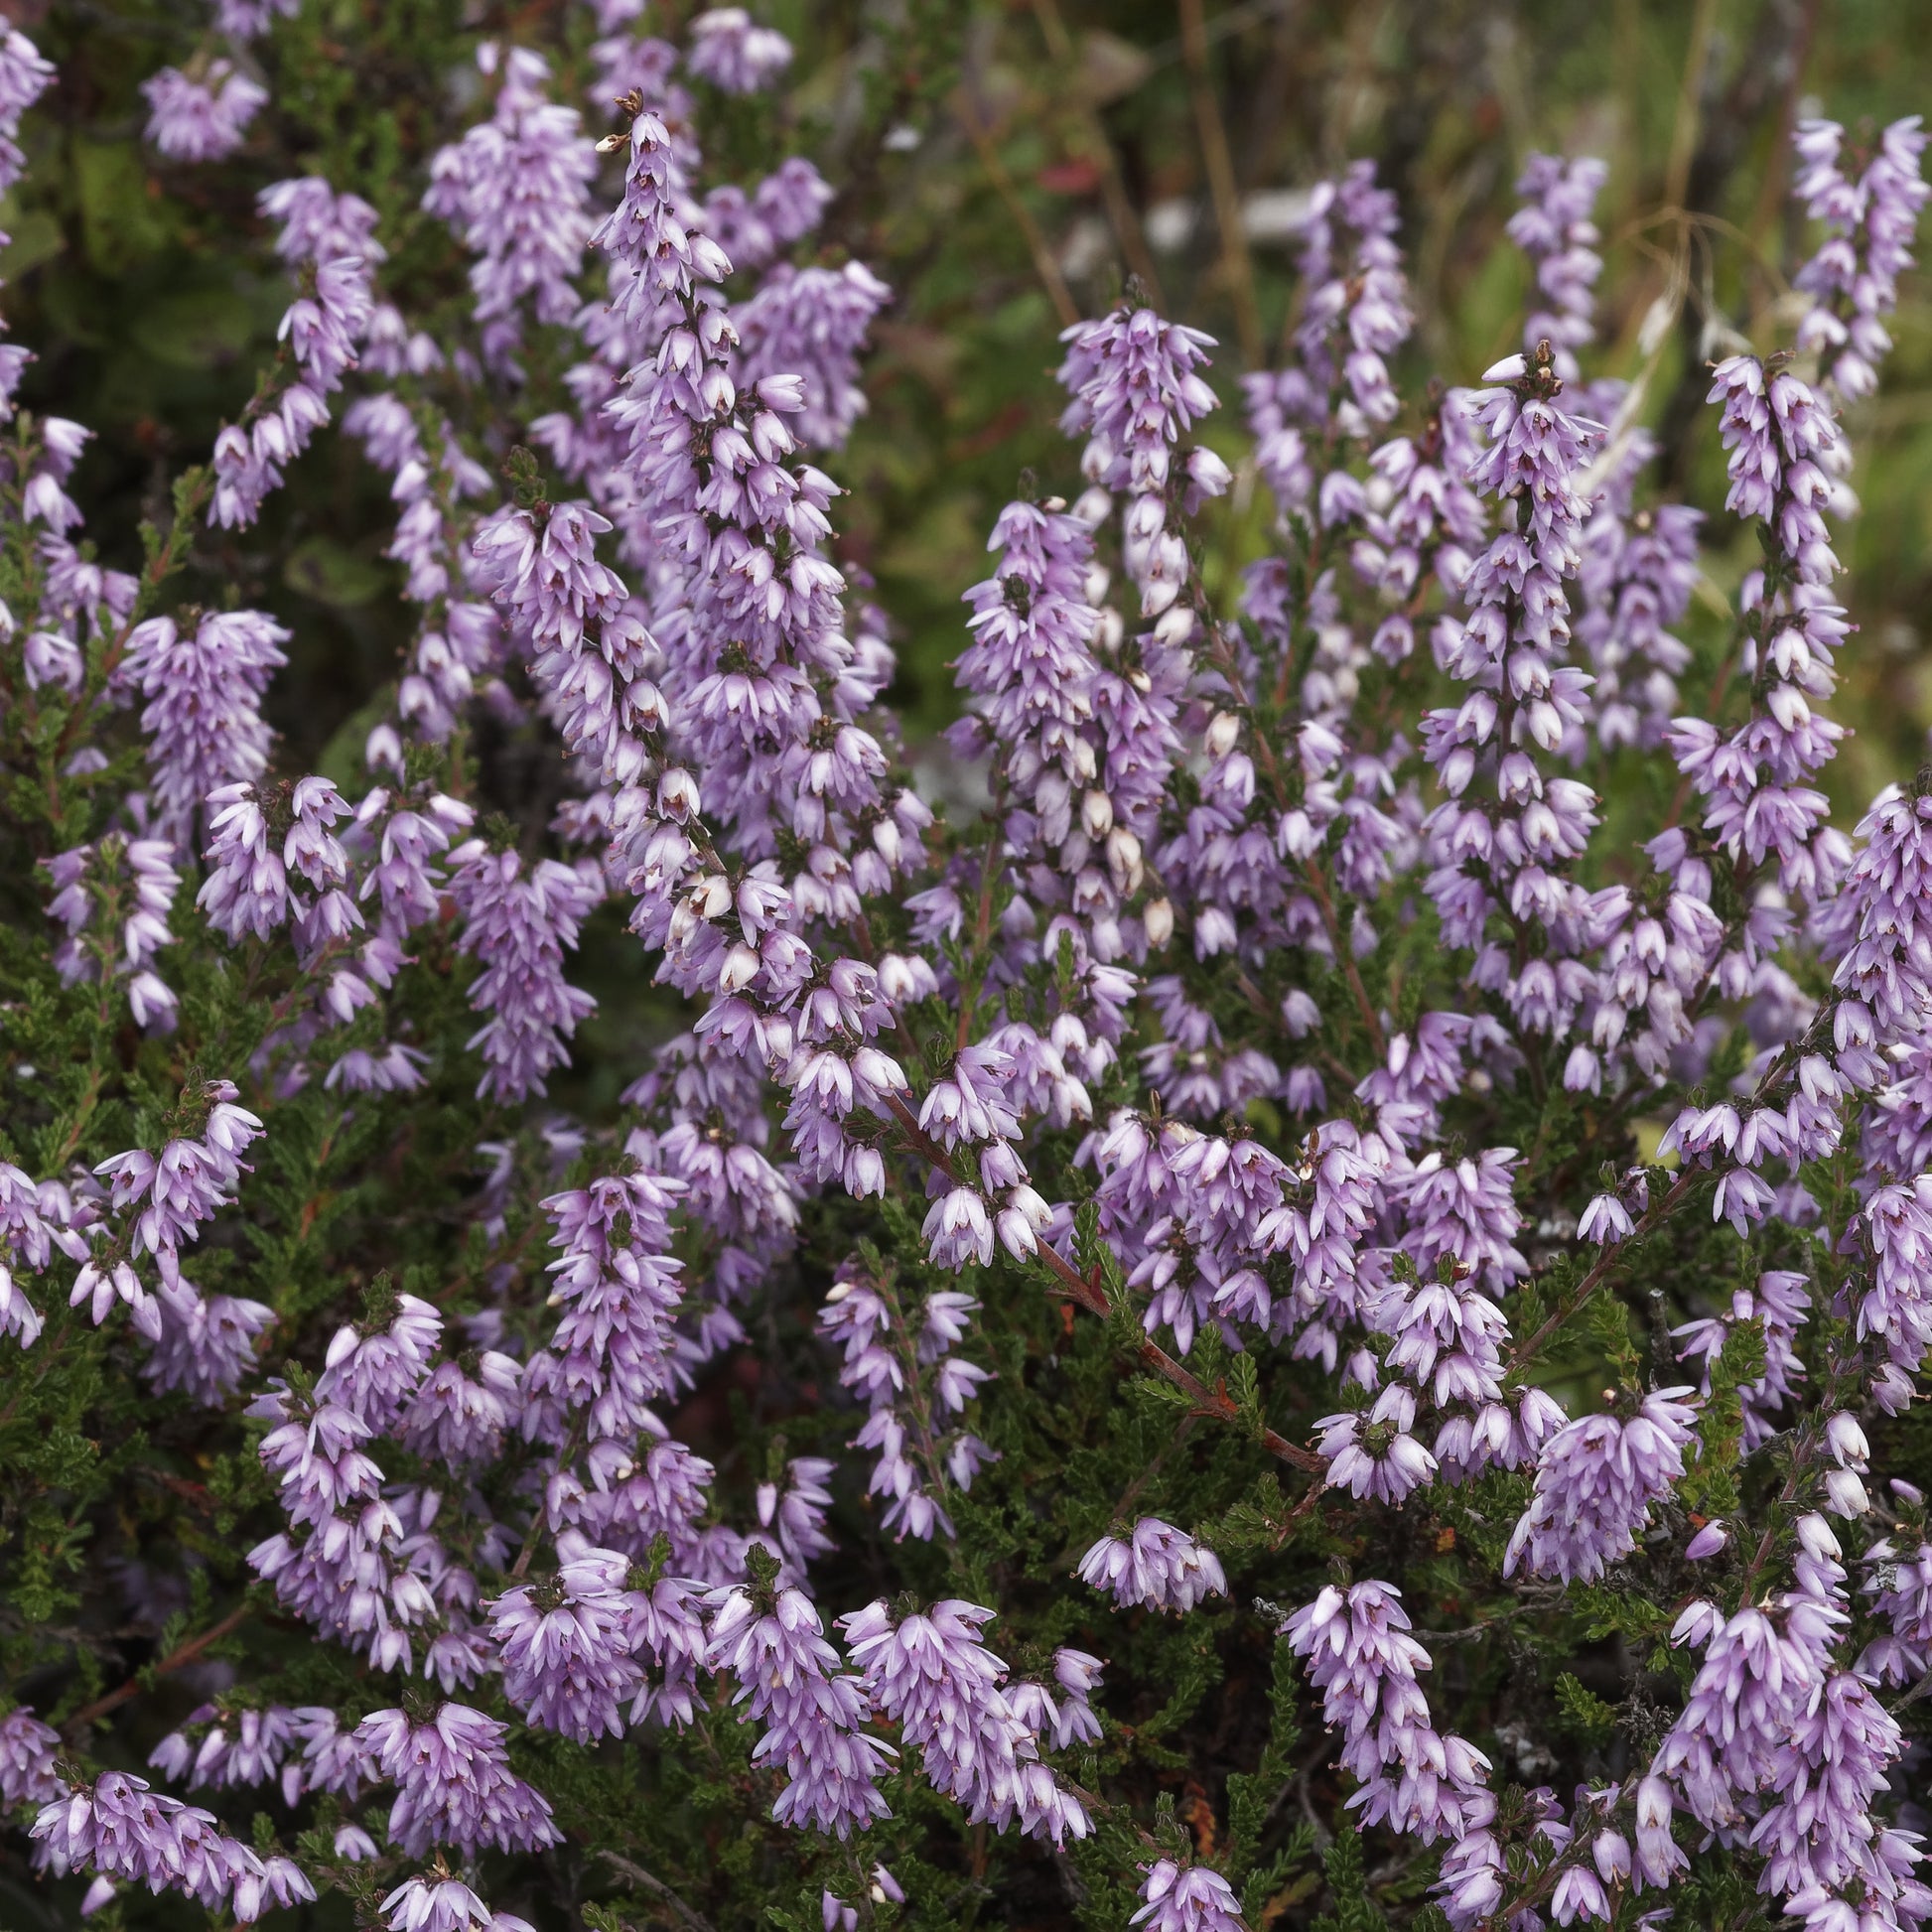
<box><xmin>65</xmin><ymin>1604</ymin><xmax>251</xmax><ymax>1732</ymax></box>
<box><xmin>1507</xmin><ymin>1168</ymin><xmax>1699</xmax><ymax>1376</ymax></box>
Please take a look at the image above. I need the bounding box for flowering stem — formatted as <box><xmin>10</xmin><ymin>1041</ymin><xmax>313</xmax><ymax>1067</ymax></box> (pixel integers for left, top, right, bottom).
<box><xmin>1191</xmin><ymin>580</ymin><xmax>1387</xmax><ymax>1059</ymax></box>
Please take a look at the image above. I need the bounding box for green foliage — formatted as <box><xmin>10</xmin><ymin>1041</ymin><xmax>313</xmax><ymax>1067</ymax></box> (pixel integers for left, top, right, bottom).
<box><xmin>4</xmin><ymin>1</ymin><xmax>1932</xmax><ymax>1928</ymax></box>
<box><xmin>1311</xmin><ymin>1828</ymin><xmax>1389</xmax><ymax>1932</ymax></box>
<box><xmin>1552</xmin><ymin>1672</ymin><xmax>1617</xmax><ymax>1746</ymax></box>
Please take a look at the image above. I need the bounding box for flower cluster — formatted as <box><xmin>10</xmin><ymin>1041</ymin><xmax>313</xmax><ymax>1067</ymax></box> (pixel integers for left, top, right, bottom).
<box><xmin>6</xmin><ymin>11</ymin><xmax>1932</xmax><ymax>1932</ymax></box>
<box><xmin>209</xmin><ymin>181</ymin><xmax>379</xmax><ymax>528</ymax></box>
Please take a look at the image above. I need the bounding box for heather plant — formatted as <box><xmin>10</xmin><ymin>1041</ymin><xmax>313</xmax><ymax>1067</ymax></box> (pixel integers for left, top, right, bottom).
<box><xmin>4</xmin><ymin>5</ymin><xmax>1932</xmax><ymax>1932</ymax></box>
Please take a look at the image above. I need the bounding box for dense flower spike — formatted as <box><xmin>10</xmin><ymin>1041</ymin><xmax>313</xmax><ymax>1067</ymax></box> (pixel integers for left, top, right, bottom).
<box><xmin>841</xmin><ymin>1598</ymin><xmax>1091</xmax><ymax>1845</ymax></box>
<box><xmin>120</xmin><ymin>610</ymin><xmax>290</xmax><ymax>841</ymax></box>
<box><xmin>1283</xmin><ymin>1581</ymin><xmax>1490</xmax><ymax>1842</ymax></box>
<box><xmin>705</xmin><ymin>1581</ymin><xmax>892</xmax><ymax>1838</ymax></box>
<box><xmin>1133</xmin><ymin>1860</ymin><xmax>1247</xmax><ymax>1932</ymax></box>
<box><xmin>425</xmin><ymin>46</ymin><xmax>596</xmax><ymax>368</ymax></box>
<box><xmin>1507</xmin><ymin>153</ymin><xmax>1608</xmax><ymax>383</ymax></box>
<box><xmin>354</xmin><ymin>1704</ymin><xmax>562</xmax><ymax>1858</ymax></box>
<box><xmin>209</xmin><ymin>180</ymin><xmax>377</xmax><ymax>528</ymax></box>
<box><xmin>30</xmin><ymin>1770</ymin><xmax>316</xmax><ymax>1920</ymax></box>
<box><xmin>1504</xmin><ymin>1390</ymin><xmax>1700</xmax><ymax>1583</ymax></box>
<box><xmin>44</xmin><ymin>832</ymin><xmax>181</xmax><ymax>1029</ymax></box>
<box><xmin>380</xmin><ymin>1873</ymin><xmax>536</xmax><ymax>1932</ymax></box>
<box><xmin>447</xmin><ymin>842</ymin><xmax>603</xmax><ymax>1101</ymax></box>
<box><xmin>685</xmin><ymin>7</ymin><xmax>792</xmax><ymax>92</ymax></box>
<box><xmin>1077</xmin><ymin>1518</ymin><xmax>1227</xmax><ymax>1612</ymax></box>
<box><xmin>818</xmin><ymin>1260</ymin><xmax>996</xmax><ymax>1541</ymax></box>
<box><xmin>0</xmin><ymin>1708</ymin><xmax>61</xmax><ymax>1809</ymax></box>
<box><xmin>1794</xmin><ymin>116</ymin><xmax>1931</xmax><ymax>402</ymax></box>
<box><xmin>7</xmin><ymin>12</ymin><xmax>1932</xmax><ymax>1931</ymax></box>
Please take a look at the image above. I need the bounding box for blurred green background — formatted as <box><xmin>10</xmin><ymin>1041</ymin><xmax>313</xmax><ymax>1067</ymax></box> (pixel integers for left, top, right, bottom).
<box><xmin>9</xmin><ymin>0</ymin><xmax>1932</xmax><ymax>810</ymax></box>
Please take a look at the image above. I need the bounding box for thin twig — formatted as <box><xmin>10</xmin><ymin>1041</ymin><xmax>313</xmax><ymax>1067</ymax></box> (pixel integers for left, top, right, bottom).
<box><xmin>1028</xmin><ymin>0</ymin><xmax>1167</xmax><ymax>305</ymax></box>
<box><xmin>1661</xmin><ymin>0</ymin><xmax>1722</xmax><ymax>219</ymax></box>
<box><xmin>1177</xmin><ymin>0</ymin><xmax>1263</xmax><ymax>365</ymax></box>
<box><xmin>65</xmin><ymin>1604</ymin><xmax>251</xmax><ymax>1732</ymax></box>
<box><xmin>955</xmin><ymin>85</ymin><xmax>1080</xmax><ymax>330</ymax></box>
<box><xmin>600</xmin><ymin>1851</ymin><xmax>718</xmax><ymax>1932</ymax></box>
<box><xmin>509</xmin><ymin>1417</ymin><xmax>586</xmax><ymax>1580</ymax></box>
<box><xmin>1506</xmin><ymin>1170</ymin><xmax>1698</xmax><ymax>1376</ymax></box>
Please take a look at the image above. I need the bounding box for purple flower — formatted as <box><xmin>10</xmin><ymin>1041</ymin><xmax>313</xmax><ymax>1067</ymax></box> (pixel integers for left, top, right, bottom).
<box><xmin>210</xmin><ymin>183</ymin><xmax>377</xmax><ymax>528</ymax></box>
<box><xmin>148</xmin><ymin>1704</ymin><xmax>297</xmax><ymax>1793</ymax></box>
<box><xmin>471</xmin><ymin>498</ymin><xmax>643</xmax><ymax>780</ymax></box>
<box><xmin>489</xmin><ymin>1544</ymin><xmax>642</xmax><ymax>1742</ymax></box>
<box><xmin>43</xmin><ymin>832</ymin><xmax>181</xmax><ymax>1030</ymax></box>
<box><xmin>1317</xmin><ymin>1383</ymin><xmax>1439</xmax><ymax>1504</ymax></box>
<box><xmin>1281</xmin><ymin>1580</ymin><xmax>1489</xmax><ymax>1842</ymax></box>
<box><xmin>316</xmin><ymin>1288</ymin><xmax>442</xmax><ymax>1430</ymax></box>
<box><xmin>0</xmin><ymin>1707</ymin><xmax>61</xmax><ymax>1809</ymax></box>
<box><xmin>397</xmin><ymin>1350</ymin><xmax>522</xmax><ymax>1464</ymax></box>
<box><xmin>447</xmin><ymin>842</ymin><xmax>603</xmax><ymax>1102</ymax></box>
<box><xmin>1507</xmin><ymin>153</ymin><xmax>1608</xmax><ymax>382</ymax></box>
<box><xmin>734</xmin><ymin>263</ymin><xmax>891</xmax><ymax>451</ymax></box>
<box><xmin>424</xmin><ymin>47</ymin><xmax>595</xmax><ymax>367</ymax></box>
<box><xmin>354</xmin><ymin>1704</ymin><xmax>561</xmax><ymax>1859</ymax></box>
<box><xmin>685</xmin><ymin>8</ymin><xmax>792</xmax><ymax>93</ymax></box>
<box><xmin>538</xmin><ymin>1165</ymin><xmax>689</xmax><ymax>1442</ymax></box>
<box><xmin>142</xmin><ymin>61</ymin><xmax>266</xmax><ymax>162</ymax></box>
<box><xmin>259</xmin><ymin>177</ymin><xmax>386</xmax><ymax>268</ymax></box>
<box><xmin>1794</xmin><ymin>116</ymin><xmax>1930</xmax><ymax>401</ymax></box>
<box><xmin>704</xmin><ymin>1582</ymin><xmax>893</xmax><ymax>1838</ymax></box>
<box><xmin>198</xmin><ymin>774</ymin><xmax>353</xmax><ymax>945</ymax></box>
<box><xmin>754</xmin><ymin>1455</ymin><xmax>836</xmax><ymax>1575</ymax></box>
<box><xmin>1057</xmin><ymin>304</ymin><xmax>1217</xmax><ymax>616</ymax></box>
<box><xmin>840</xmin><ymin>1597</ymin><xmax>1090</xmax><ymax>1845</ymax></box>
<box><xmin>1857</xmin><ymin>1179</ymin><xmax>1932</xmax><ymax>1384</ymax></box>
<box><xmin>1685</xmin><ymin>1519</ymin><xmax>1728</xmax><ymax>1561</ymax></box>
<box><xmin>30</xmin><ymin>1770</ymin><xmax>314</xmax><ymax>1919</ymax></box>
<box><xmin>1076</xmin><ymin>1518</ymin><xmax>1226</xmax><ymax>1612</ymax></box>
<box><xmin>1132</xmin><ymin>1860</ymin><xmax>1245</xmax><ymax>1932</ymax></box>
<box><xmin>248</xmin><ymin>1385</ymin><xmax>437</xmax><ymax>1670</ymax></box>
<box><xmin>141</xmin><ymin>1280</ymin><xmax>273</xmax><ymax>1405</ymax></box>
<box><xmin>818</xmin><ymin>1262</ymin><xmax>996</xmax><ymax>1543</ymax></box>
<box><xmin>1246</xmin><ymin>160</ymin><xmax>1411</xmax><ymax>469</ymax></box>
<box><xmin>1504</xmin><ymin>1390</ymin><xmax>1699</xmax><ymax>1584</ymax></box>
<box><xmin>120</xmin><ymin>610</ymin><xmax>289</xmax><ymax>841</ymax></box>
<box><xmin>1006</xmin><ymin>1648</ymin><xmax>1104</xmax><ymax>1752</ymax></box>
<box><xmin>0</xmin><ymin>29</ymin><xmax>54</xmax><ymax>203</ymax></box>
<box><xmin>214</xmin><ymin>0</ymin><xmax>299</xmax><ymax>38</ymax></box>
<box><xmin>1676</xmin><ymin>1269</ymin><xmax>1810</xmax><ymax>1447</ymax></box>
<box><xmin>74</xmin><ymin>1076</ymin><xmax>264</xmax><ymax>1343</ymax></box>
<box><xmin>381</xmin><ymin>1872</ymin><xmax>536</xmax><ymax>1932</ymax></box>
